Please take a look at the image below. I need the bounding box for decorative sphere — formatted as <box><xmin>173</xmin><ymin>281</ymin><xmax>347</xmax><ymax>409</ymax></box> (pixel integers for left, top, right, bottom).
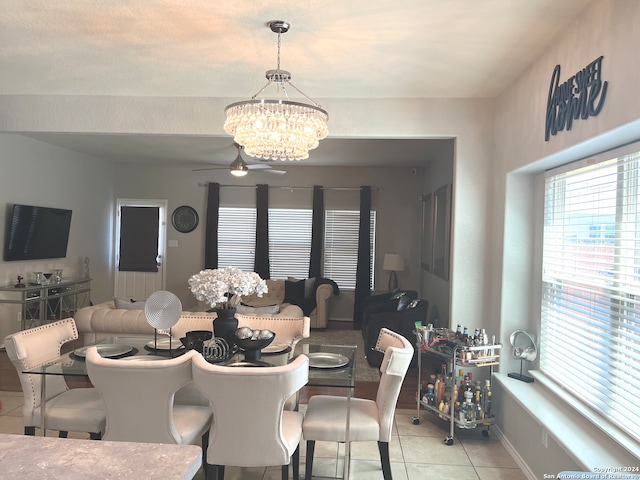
<box><xmin>235</xmin><ymin>327</ymin><xmax>253</xmax><ymax>340</ymax></box>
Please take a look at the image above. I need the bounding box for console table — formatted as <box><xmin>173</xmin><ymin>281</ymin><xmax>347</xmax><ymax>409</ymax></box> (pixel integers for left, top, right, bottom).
<box><xmin>0</xmin><ymin>278</ymin><xmax>91</xmax><ymax>330</ymax></box>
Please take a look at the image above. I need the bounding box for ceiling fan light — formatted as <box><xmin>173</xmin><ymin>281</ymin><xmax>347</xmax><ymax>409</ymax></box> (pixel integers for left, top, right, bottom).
<box><xmin>229</xmin><ymin>152</ymin><xmax>249</xmax><ymax>177</ymax></box>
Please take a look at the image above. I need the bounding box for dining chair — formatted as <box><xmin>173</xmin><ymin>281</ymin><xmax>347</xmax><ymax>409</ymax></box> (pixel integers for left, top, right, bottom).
<box><xmin>235</xmin><ymin>313</ymin><xmax>310</xmax><ymax>357</ymax></box>
<box><xmin>85</xmin><ymin>348</ymin><xmax>212</xmax><ymax>468</ymax></box>
<box><xmin>4</xmin><ymin>318</ymin><xmax>106</xmax><ymax>439</ymax></box>
<box><xmin>192</xmin><ymin>353</ymin><xmax>309</xmax><ymax>480</ymax></box>
<box><xmin>236</xmin><ymin>314</ymin><xmax>310</xmax><ymax>411</ymax></box>
<box><xmin>302</xmin><ymin>328</ymin><xmax>414</xmax><ymax>480</ymax></box>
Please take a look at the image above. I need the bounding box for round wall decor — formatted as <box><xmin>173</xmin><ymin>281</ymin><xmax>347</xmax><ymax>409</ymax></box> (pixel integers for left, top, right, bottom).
<box><xmin>171</xmin><ymin>205</ymin><xmax>199</xmax><ymax>233</ymax></box>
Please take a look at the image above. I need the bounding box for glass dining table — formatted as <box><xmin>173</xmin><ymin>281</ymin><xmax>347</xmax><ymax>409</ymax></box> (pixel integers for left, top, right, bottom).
<box><xmin>24</xmin><ymin>336</ymin><xmax>357</xmax><ymax>479</ymax></box>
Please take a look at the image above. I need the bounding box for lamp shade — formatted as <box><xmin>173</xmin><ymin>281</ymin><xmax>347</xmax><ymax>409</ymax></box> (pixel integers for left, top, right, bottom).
<box><xmin>383</xmin><ymin>253</ymin><xmax>404</xmax><ymax>272</ymax></box>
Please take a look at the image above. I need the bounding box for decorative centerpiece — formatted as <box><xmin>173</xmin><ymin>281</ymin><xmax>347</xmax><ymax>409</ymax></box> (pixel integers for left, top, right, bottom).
<box><xmin>235</xmin><ymin>327</ymin><xmax>275</xmax><ymax>361</ymax></box>
<box><xmin>188</xmin><ymin>267</ymin><xmax>268</xmax><ymax>348</ymax></box>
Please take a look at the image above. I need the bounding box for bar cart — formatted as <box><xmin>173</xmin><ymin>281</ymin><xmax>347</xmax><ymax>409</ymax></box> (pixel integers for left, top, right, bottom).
<box><xmin>412</xmin><ymin>326</ymin><xmax>502</xmax><ymax>445</ymax></box>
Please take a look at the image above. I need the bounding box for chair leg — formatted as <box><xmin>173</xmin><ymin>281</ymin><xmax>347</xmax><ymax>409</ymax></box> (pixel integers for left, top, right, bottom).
<box><xmin>205</xmin><ymin>463</ymin><xmax>215</xmax><ymax>480</ymax></box>
<box><xmin>292</xmin><ymin>444</ymin><xmax>300</xmax><ymax>480</ymax></box>
<box><xmin>24</xmin><ymin>426</ymin><xmax>36</xmax><ymax>436</ymax></box>
<box><xmin>281</xmin><ymin>463</ymin><xmax>288</xmax><ymax>480</ymax></box>
<box><xmin>58</xmin><ymin>431</ymin><xmax>68</xmax><ymax>438</ymax></box>
<box><xmin>378</xmin><ymin>441</ymin><xmax>392</xmax><ymax>480</ymax></box>
<box><xmin>89</xmin><ymin>432</ymin><xmax>102</xmax><ymax>440</ymax></box>
<box><xmin>201</xmin><ymin>430</ymin><xmax>210</xmax><ymax>475</ymax></box>
<box><xmin>213</xmin><ymin>465</ymin><xmax>224</xmax><ymax>480</ymax></box>
<box><xmin>305</xmin><ymin>440</ymin><xmax>315</xmax><ymax>480</ymax></box>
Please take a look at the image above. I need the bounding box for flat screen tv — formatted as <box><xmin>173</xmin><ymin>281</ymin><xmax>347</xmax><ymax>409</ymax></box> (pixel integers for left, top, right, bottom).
<box><xmin>3</xmin><ymin>204</ymin><xmax>72</xmax><ymax>261</ymax></box>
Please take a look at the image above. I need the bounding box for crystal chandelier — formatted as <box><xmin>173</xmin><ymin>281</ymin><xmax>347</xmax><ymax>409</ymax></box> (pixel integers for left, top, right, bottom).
<box><xmin>224</xmin><ymin>20</ymin><xmax>329</xmax><ymax>161</ymax></box>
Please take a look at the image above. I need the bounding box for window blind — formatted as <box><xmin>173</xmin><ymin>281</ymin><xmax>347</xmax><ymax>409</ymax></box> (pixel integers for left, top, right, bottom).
<box><xmin>324</xmin><ymin>210</ymin><xmax>376</xmax><ymax>289</ymax></box>
<box><xmin>218</xmin><ymin>207</ymin><xmax>376</xmax><ymax>289</ymax></box>
<box><xmin>541</xmin><ymin>151</ymin><xmax>640</xmax><ymax>442</ymax></box>
<box><xmin>218</xmin><ymin>207</ymin><xmax>256</xmax><ymax>272</ymax></box>
<box><xmin>268</xmin><ymin>209</ymin><xmax>312</xmax><ymax>280</ymax></box>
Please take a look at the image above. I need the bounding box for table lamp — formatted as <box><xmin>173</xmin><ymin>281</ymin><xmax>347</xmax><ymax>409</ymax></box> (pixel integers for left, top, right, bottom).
<box><xmin>383</xmin><ymin>253</ymin><xmax>404</xmax><ymax>292</ymax></box>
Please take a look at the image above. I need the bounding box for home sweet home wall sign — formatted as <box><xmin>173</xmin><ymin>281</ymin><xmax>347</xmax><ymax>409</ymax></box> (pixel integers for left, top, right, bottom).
<box><xmin>545</xmin><ymin>55</ymin><xmax>608</xmax><ymax>141</ymax></box>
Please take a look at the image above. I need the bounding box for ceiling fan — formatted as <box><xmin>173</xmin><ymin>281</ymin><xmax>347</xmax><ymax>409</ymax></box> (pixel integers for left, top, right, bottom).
<box><xmin>192</xmin><ymin>143</ymin><xmax>286</xmax><ymax>176</ymax></box>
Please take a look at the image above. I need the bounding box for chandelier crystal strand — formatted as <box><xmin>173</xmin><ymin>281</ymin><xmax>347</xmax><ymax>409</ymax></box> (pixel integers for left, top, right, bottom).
<box><xmin>223</xmin><ymin>20</ymin><xmax>328</xmax><ymax>161</ymax></box>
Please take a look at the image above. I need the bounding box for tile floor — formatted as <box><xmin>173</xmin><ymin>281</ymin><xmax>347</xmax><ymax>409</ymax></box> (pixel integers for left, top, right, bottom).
<box><xmin>0</xmin><ymin>391</ymin><xmax>527</xmax><ymax>479</ymax></box>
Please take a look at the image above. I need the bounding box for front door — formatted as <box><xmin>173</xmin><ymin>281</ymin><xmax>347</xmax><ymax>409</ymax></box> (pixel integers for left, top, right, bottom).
<box><xmin>114</xmin><ymin>199</ymin><xmax>167</xmax><ymax>300</ymax></box>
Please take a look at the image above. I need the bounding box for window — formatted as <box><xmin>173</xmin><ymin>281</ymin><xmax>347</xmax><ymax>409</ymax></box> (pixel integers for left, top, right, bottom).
<box><xmin>268</xmin><ymin>209</ymin><xmax>312</xmax><ymax>280</ymax></box>
<box><xmin>324</xmin><ymin>210</ymin><xmax>376</xmax><ymax>289</ymax></box>
<box><xmin>218</xmin><ymin>207</ymin><xmax>255</xmax><ymax>272</ymax></box>
<box><xmin>217</xmin><ymin>207</ymin><xmax>376</xmax><ymax>289</ymax></box>
<box><xmin>541</xmin><ymin>149</ymin><xmax>640</xmax><ymax>442</ymax></box>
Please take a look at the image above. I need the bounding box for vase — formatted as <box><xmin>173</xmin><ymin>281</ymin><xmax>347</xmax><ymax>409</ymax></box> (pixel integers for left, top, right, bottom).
<box><xmin>213</xmin><ymin>307</ymin><xmax>238</xmax><ymax>349</ymax></box>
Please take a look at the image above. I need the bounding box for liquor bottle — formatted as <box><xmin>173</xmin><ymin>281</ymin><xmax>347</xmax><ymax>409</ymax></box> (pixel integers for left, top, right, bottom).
<box><xmin>482</xmin><ymin>380</ymin><xmax>492</xmax><ymax>418</ymax></box>
<box><xmin>426</xmin><ymin>384</ymin><xmax>436</xmax><ymax>407</ymax></box>
<box><xmin>436</xmin><ymin>375</ymin><xmax>445</xmax><ymax>404</ymax></box>
<box><xmin>458</xmin><ymin>374</ymin><xmax>468</xmax><ymax>403</ymax></box>
<box><xmin>461</xmin><ymin>326</ymin><xmax>469</xmax><ymax>344</ymax></box>
<box><xmin>455</xmin><ymin>324</ymin><xmax>462</xmax><ymax>340</ymax></box>
<box><xmin>474</xmin><ymin>389</ymin><xmax>483</xmax><ymax>420</ymax></box>
<box><xmin>463</xmin><ymin>389</ymin><xmax>476</xmax><ymax>422</ymax></box>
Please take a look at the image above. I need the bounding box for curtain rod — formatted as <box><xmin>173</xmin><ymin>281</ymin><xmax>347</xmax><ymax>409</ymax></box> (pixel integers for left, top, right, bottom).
<box><xmin>197</xmin><ymin>183</ymin><xmax>381</xmax><ymax>191</ymax></box>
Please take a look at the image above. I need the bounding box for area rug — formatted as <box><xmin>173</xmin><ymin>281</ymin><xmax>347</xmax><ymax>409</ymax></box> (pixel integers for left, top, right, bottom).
<box><xmin>295</xmin><ymin>328</ymin><xmax>381</xmax><ymax>382</ymax></box>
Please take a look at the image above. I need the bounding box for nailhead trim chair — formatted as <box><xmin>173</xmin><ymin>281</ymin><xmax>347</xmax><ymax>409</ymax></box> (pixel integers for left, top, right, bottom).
<box><xmin>4</xmin><ymin>318</ymin><xmax>106</xmax><ymax>439</ymax></box>
<box><xmin>302</xmin><ymin>328</ymin><xmax>414</xmax><ymax>480</ymax></box>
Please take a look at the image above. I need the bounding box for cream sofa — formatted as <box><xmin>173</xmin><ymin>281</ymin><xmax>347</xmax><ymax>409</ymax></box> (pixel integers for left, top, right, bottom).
<box><xmin>74</xmin><ymin>300</ymin><xmax>308</xmax><ymax>348</ymax></box>
<box><xmin>239</xmin><ymin>278</ymin><xmax>337</xmax><ymax>329</ymax></box>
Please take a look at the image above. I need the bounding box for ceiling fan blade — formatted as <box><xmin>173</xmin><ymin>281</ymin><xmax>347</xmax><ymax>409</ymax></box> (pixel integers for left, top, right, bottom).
<box><xmin>266</xmin><ymin>169</ymin><xmax>287</xmax><ymax>175</ymax></box>
<box><xmin>246</xmin><ymin>164</ymin><xmax>272</xmax><ymax>170</ymax></box>
<box><xmin>192</xmin><ymin>165</ymin><xmax>227</xmax><ymax>172</ymax></box>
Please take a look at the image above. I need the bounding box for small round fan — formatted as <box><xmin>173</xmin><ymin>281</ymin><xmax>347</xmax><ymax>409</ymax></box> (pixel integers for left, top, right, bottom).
<box><xmin>507</xmin><ymin>329</ymin><xmax>537</xmax><ymax>383</ymax></box>
<box><xmin>144</xmin><ymin>290</ymin><xmax>182</xmax><ymax>329</ymax></box>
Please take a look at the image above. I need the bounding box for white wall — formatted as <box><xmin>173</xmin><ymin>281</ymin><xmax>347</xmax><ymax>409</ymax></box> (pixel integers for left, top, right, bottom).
<box><xmin>0</xmin><ymin>134</ymin><xmax>115</xmax><ymax>341</ymax></box>
<box><xmin>493</xmin><ymin>0</ymin><xmax>640</xmax><ymax>476</ymax></box>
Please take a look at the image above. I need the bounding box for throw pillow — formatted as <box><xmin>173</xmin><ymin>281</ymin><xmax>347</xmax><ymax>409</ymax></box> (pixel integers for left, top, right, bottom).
<box><xmin>304</xmin><ymin>277</ymin><xmax>316</xmax><ymax>298</ymax></box>
<box><xmin>284</xmin><ymin>279</ymin><xmax>306</xmax><ymax>305</ymax></box>
<box><xmin>114</xmin><ymin>297</ymin><xmax>146</xmax><ymax>310</ymax></box>
<box><xmin>236</xmin><ymin>304</ymin><xmax>280</xmax><ymax>315</ymax></box>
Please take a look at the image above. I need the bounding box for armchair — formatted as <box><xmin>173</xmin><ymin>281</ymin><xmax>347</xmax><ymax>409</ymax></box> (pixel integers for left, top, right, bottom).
<box><xmin>362</xmin><ymin>291</ymin><xmax>426</xmax><ymax>368</ymax></box>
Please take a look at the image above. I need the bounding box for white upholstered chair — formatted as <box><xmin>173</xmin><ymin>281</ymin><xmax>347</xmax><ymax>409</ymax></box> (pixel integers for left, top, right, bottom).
<box><xmin>235</xmin><ymin>313</ymin><xmax>311</xmax><ymax>357</ymax></box>
<box><xmin>302</xmin><ymin>328</ymin><xmax>414</xmax><ymax>480</ymax></box>
<box><xmin>85</xmin><ymin>348</ymin><xmax>211</xmax><ymax>466</ymax></box>
<box><xmin>4</xmin><ymin>318</ymin><xmax>106</xmax><ymax>439</ymax></box>
<box><xmin>192</xmin><ymin>353</ymin><xmax>309</xmax><ymax>480</ymax></box>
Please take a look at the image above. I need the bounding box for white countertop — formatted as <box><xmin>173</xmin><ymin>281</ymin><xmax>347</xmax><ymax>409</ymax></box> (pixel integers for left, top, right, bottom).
<box><xmin>0</xmin><ymin>433</ymin><xmax>202</xmax><ymax>479</ymax></box>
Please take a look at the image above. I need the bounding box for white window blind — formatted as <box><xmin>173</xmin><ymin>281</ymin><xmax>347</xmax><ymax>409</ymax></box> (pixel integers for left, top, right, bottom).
<box><xmin>541</xmin><ymin>151</ymin><xmax>640</xmax><ymax>442</ymax></box>
<box><xmin>268</xmin><ymin>209</ymin><xmax>312</xmax><ymax>280</ymax></box>
<box><xmin>218</xmin><ymin>207</ymin><xmax>255</xmax><ymax>272</ymax></box>
<box><xmin>324</xmin><ymin>210</ymin><xmax>376</xmax><ymax>289</ymax></box>
<box><xmin>218</xmin><ymin>207</ymin><xmax>376</xmax><ymax>289</ymax></box>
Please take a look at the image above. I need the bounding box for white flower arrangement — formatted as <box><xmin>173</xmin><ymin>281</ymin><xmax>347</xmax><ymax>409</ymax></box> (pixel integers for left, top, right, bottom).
<box><xmin>188</xmin><ymin>267</ymin><xmax>268</xmax><ymax>309</ymax></box>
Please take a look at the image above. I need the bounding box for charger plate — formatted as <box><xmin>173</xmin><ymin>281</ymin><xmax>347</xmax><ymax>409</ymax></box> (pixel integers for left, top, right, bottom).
<box><xmin>118</xmin><ymin>355</ymin><xmax>167</xmax><ymax>362</ymax></box>
<box><xmin>74</xmin><ymin>344</ymin><xmax>133</xmax><ymax>358</ymax></box>
<box><xmin>145</xmin><ymin>338</ymin><xmax>182</xmax><ymax>350</ymax></box>
<box><xmin>261</xmin><ymin>342</ymin><xmax>289</xmax><ymax>354</ymax></box>
<box><xmin>307</xmin><ymin>352</ymin><xmax>350</xmax><ymax>369</ymax></box>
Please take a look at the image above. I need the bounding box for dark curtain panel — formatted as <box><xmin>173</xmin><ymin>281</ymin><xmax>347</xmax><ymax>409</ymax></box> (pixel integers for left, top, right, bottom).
<box><xmin>309</xmin><ymin>185</ymin><xmax>324</xmax><ymax>278</ymax></box>
<box><xmin>204</xmin><ymin>182</ymin><xmax>220</xmax><ymax>269</ymax></box>
<box><xmin>119</xmin><ymin>206</ymin><xmax>159</xmax><ymax>272</ymax></box>
<box><xmin>254</xmin><ymin>184</ymin><xmax>271</xmax><ymax>278</ymax></box>
<box><xmin>352</xmin><ymin>186</ymin><xmax>372</xmax><ymax>329</ymax></box>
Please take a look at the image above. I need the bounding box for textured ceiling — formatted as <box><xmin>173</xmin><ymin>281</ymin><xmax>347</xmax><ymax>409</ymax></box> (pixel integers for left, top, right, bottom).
<box><xmin>0</xmin><ymin>0</ymin><xmax>592</xmax><ymax>168</ymax></box>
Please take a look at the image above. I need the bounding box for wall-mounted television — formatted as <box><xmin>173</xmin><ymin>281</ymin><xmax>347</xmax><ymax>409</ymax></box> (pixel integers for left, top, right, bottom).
<box><xmin>3</xmin><ymin>204</ymin><xmax>72</xmax><ymax>261</ymax></box>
